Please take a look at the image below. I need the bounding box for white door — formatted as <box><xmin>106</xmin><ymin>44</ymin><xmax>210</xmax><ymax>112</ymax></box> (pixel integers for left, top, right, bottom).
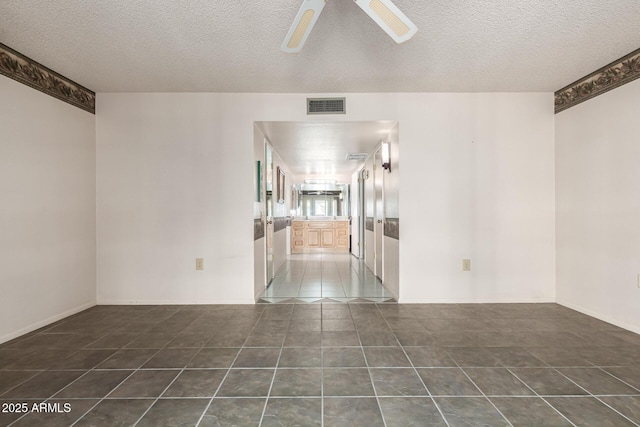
<box><xmin>351</xmin><ymin>167</ymin><xmax>366</xmax><ymax>258</ymax></box>
<box><xmin>374</xmin><ymin>148</ymin><xmax>384</xmax><ymax>280</ymax></box>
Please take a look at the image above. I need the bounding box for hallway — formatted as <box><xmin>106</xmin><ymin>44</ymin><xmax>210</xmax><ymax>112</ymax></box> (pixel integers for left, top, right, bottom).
<box><xmin>258</xmin><ymin>253</ymin><xmax>395</xmax><ymax>304</ymax></box>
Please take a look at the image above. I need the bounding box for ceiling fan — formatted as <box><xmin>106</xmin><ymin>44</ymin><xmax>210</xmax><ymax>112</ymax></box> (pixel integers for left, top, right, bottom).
<box><xmin>281</xmin><ymin>0</ymin><xmax>417</xmax><ymax>53</ymax></box>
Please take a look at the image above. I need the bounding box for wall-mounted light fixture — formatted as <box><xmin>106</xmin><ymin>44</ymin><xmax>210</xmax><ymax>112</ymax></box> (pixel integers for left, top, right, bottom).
<box><xmin>381</xmin><ymin>142</ymin><xmax>391</xmax><ymax>172</ymax></box>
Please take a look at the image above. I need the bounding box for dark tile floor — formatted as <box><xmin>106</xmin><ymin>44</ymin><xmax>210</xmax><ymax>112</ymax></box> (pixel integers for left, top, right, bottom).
<box><xmin>1</xmin><ymin>303</ymin><xmax>640</xmax><ymax>426</ymax></box>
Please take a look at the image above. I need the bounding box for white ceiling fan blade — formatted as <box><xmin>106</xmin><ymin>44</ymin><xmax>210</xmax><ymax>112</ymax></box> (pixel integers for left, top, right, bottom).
<box><xmin>281</xmin><ymin>0</ymin><xmax>327</xmax><ymax>53</ymax></box>
<box><xmin>353</xmin><ymin>0</ymin><xmax>417</xmax><ymax>43</ymax></box>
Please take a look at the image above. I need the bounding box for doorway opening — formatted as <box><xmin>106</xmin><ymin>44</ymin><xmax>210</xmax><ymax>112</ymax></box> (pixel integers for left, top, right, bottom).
<box><xmin>253</xmin><ymin>121</ymin><xmax>399</xmax><ymax>303</ymax></box>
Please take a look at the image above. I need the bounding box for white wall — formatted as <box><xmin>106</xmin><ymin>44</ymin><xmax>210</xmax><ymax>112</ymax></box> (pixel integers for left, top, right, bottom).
<box><xmin>383</xmin><ymin>123</ymin><xmax>400</xmax><ymax>299</ymax></box>
<box><xmin>384</xmin><ymin>123</ymin><xmax>400</xmax><ymax>218</ymax></box>
<box><xmin>96</xmin><ymin>92</ymin><xmax>555</xmax><ymax>305</ymax></box>
<box><xmin>253</xmin><ymin>125</ymin><xmax>265</xmax><ymax>299</ymax></box>
<box><xmin>364</xmin><ymin>153</ymin><xmax>375</xmax><ymax>272</ymax></box>
<box><xmin>556</xmin><ymin>79</ymin><xmax>640</xmax><ymax>333</ymax></box>
<box><xmin>97</xmin><ymin>94</ymin><xmax>256</xmax><ymax>304</ymax></box>
<box><xmin>400</xmin><ymin>94</ymin><xmax>555</xmax><ymax>303</ymax></box>
<box><xmin>0</xmin><ymin>77</ymin><xmax>96</xmax><ymax>343</ymax></box>
<box><xmin>384</xmin><ymin>238</ymin><xmax>400</xmax><ymax>300</ymax></box>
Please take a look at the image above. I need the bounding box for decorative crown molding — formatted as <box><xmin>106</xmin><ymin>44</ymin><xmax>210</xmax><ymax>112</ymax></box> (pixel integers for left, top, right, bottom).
<box><xmin>0</xmin><ymin>43</ymin><xmax>95</xmax><ymax>114</ymax></box>
<box><xmin>555</xmin><ymin>47</ymin><xmax>640</xmax><ymax>114</ymax></box>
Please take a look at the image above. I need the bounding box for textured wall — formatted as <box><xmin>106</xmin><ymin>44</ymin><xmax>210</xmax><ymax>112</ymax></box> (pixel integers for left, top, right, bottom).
<box><xmin>0</xmin><ymin>76</ymin><xmax>96</xmax><ymax>343</ymax></box>
<box><xmin>556</xmin><ymin>78</ymin><xmax>640</xmax><ymax>333</ymax></box>
<box><xmin>96</xmin><ymin>92</ymin><xmax>555</xmax><ymax>304</ymax></box>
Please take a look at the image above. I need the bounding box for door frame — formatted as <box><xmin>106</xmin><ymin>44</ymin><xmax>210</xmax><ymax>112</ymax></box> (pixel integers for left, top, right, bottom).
<box><xmin>356</xmin><ymin>167</ymin><xmax>366</xmax><ymax>259</ymax></box>
<box><xmin>265</xmin><ymin>142</ymin><xmax>275</xmax><ymax>287</ymax></box>
<box><xmin>374</xmin><ymin>147</ymin><xmax>384</xmax><ymax>281</ymax></box>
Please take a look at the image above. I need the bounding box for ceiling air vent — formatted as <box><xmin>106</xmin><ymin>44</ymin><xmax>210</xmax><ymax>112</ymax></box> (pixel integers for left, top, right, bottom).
<box><xmin>346</xmin><ymin>153</ymin><xmax>369</xmax><ymax>161</ymax></box>
<box><xmin>307</xmin><ymin>97</ymin><xmax>346</xmax><ymax>115</ymax></box>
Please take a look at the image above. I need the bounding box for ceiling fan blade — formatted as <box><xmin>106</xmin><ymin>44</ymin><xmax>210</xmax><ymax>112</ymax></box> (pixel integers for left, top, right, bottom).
<box><xmin>281</xmin><ymin>0</ymin><xmax>327</xmax><ymax>53</ymax></box>
<box><xmin>353</xmin><ymin>0</ymin><xmax>417</xmax><ymax>43</ymax></box>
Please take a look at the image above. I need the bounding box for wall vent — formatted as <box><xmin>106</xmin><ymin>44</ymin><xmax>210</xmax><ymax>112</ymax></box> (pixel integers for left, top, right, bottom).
<box><xmin>307</xmin><ymin>97</ymin><xmax>346</xmax><ymax>114</ymax></box>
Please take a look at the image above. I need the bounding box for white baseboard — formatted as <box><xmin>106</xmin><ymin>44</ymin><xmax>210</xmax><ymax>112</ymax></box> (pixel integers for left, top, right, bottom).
<box><xmin>556</xmin><ymin>300</ymin><xmax>640</xmax><ymax>335</ymax></box>
<box><xmin>96</xmin><ymin>299</ymin><xmax>256</xmax><ymax>305</ymax></box>
<box><xmin>0</xmin><ymin>301</ymin><xmax>96</xmax><ymax>345</ymax></box>
<box><xmin>383</xmin><ymin>286</ymin><xmax>399</xmax><ymax>302</ymax></box>
<box><xmin>397</xmin><ymin>297</ymin><xmax>556</xmax><ymax>304</ymax></box>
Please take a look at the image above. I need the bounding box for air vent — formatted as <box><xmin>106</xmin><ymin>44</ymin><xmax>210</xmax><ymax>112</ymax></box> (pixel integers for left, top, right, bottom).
<box><xmin>346</xmin><ymin>153</ymin><xmax>369</xmax><ymax>161</ymax></box>
<box><xmin>307</xmin><ymin>97</ymin><xmax>346</xmax><ymax>114</ymax></box>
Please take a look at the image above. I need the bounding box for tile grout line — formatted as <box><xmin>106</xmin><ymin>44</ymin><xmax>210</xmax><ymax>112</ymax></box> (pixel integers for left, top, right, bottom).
<box><xmin>335</xmin><ymin>255</ymin><xmax>344</xmax><ymax>298</ymax></box>
<box><xmin>321</xmin><ymin>251</ymin><xmax>324</xmax><ymax>299</ymax></box>
<box><xmin>129</xmin><ymin>323</ymin><xmax>210</xmax><ymax>426</ymax></box>
<box><xmin>257</xmin><ymin>321</ymin><xmax>286</xmax><ymax>426</ymax></box>
<box><xmin>15</xmin><ymin>337</ymin><xmax>165</xmax><ymax>427</ymax></box>
<box><xmin>595</xmin><ymin>366</ymin><xmax>640</xmax><ymax>394</ymax></box>
<box><xmin>10</xmin><ymin>393</ymin><xmax>631</xmax><ymax>400</ymax></box>
<box><xmin>195</xmin><ymin>310</ymin><xmax>262</xmax><ymax>426</ymax></box>
<box><xmin>591</xmin><ymin>396</ymin><xmax>640</xmax><ymax>427</ymax></box>
<box><xmin>375</xmin><ymin>304</ymin><xmax>451</xmax><ymax>427</ymax></box>
<box><xmin>63</xmin><ymin>367</ymin><xmax>143</xmax><ymax>427</ymax></box>
<box><xmin>505</xmin><ymin>367</ymin><xmax>577</xmax><ymax>427</ymax></box>
<box><xmin>0</xmin><ymin>369</ymin><xmax>48</xmax><ymax>401</ymax></box>
<box><xmin>353</xmin><ymin>304</ymin><xmax>388</xmax><ymax>427</ymax></box>
<box><xmin>296</xmin><ymin>252</ymin><xmax>310</xmax><ymax>300</ymax></box>
<box><xmin>553</xmin><ymin>367</ymin><xmax>640</xmax><ymax>426</ymax></box>
<box><xmin>321</xmin><ymin>304</ymin><xmax>325</xmax><ymax>427</ymax></box>
<box><xmin>334</xmin><ymin>253</ymin><xmax>348</xmax><ymax>299</ymax></box>
<box><xmin>92</xmin><ymin>308</ymin><xmax>214</xmax><ymax>425</ymax></box>
<box><xmin>5</xmin><ymin>369</ymin><xmax>97</xmax><ymax>427</ymax></box>
<box><xmin>451</xmin><ymin>359</ymin><xmax>514</xmax><ymax>426</ymax></box>
<box><xmin>591</xmin><ymin>359</ymin><xmax>640</xmax><ymax>424</ymax></box>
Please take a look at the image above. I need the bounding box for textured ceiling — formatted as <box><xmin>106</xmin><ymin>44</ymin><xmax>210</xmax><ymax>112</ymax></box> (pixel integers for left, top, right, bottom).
<box><xmin>1</xmin><ymin>0</ymin><xmax>639</xmax><ymax>93</ymax></box>
<box><xmin>257</xmin><ymin>121</ymin><xmax>395</xmax><ymax>180</ymax></box>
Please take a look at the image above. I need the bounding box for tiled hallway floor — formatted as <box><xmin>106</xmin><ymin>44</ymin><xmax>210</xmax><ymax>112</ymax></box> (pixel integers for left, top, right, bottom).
<box><xmin>1</xmin><ymin>303</ymin><xmax>640</xmax><ymax>426</ymax></box>
<box><xmin>258</xmin><ymin>253</ymin><xmax>395</xmax><ymax>303</ymax></box>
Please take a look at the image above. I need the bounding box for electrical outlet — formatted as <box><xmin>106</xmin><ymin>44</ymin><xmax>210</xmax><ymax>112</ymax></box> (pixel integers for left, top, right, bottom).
<box><xmin>462</xmin><ymin>259</ymin><xmax>471</xmax><ymax>271</ymax></box>
<box><xmin>196</xmin><ymin>258</ymin><xmax>204</xmax><ymax>271</ymax></box>
<box><xmin>638</xmin><ymin>273</ymin><xmax>640</xmax><ymax>288</ymax></box>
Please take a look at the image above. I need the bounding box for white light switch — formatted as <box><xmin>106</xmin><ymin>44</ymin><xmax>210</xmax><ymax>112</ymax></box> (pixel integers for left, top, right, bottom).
<box><xmin>196</xmin><ymin>258</ymin><xmax>204</xmax><ymax>271</ymax></box>
<box><xmin>462</xmin><ymin>259</ymin><xmax>471</xmax><ymax>272</ymax></box>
